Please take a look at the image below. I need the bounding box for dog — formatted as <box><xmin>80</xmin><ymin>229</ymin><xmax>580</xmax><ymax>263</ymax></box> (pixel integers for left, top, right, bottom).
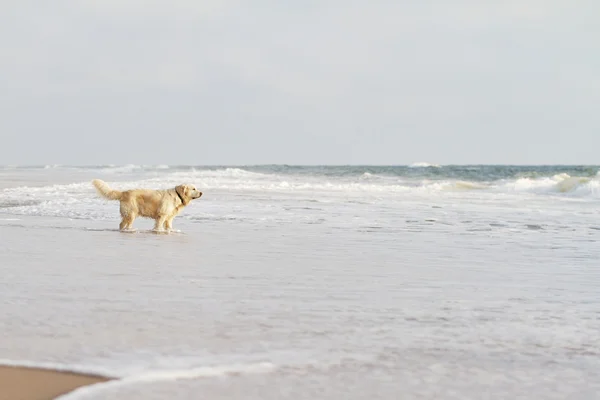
<box><xmin>92</xmin><ymin>179</ymin><xmax>202</xmax><ymax>231</ymax></box>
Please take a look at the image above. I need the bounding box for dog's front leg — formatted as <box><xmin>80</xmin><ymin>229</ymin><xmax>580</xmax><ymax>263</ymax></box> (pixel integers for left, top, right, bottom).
<box><xmin>154</xmin><ymin>216</ymin><xmax>167</xmax><ymax>232</ymax></box>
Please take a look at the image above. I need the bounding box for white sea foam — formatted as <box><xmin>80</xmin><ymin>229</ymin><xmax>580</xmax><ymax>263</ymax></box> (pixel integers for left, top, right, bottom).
<box><xmin>98</xmin><ymin>164</ymin><xmax>143</xmax><ymax>174</ymax></box>
<box><xmin>55</xmin><ymin>362</ymin><xmax>276</xmax><ymax>400</ymax></box>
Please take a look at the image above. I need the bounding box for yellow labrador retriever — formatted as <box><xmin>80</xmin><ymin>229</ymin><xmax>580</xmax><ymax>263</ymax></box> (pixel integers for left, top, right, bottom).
<box><xmin>92</xmin><ymin>179</ymin><xmax>202</xmax><ymax>231</ymax></box>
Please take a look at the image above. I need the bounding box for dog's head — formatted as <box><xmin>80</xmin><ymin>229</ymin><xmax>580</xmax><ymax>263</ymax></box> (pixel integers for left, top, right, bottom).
<box><xmin>175</xmin><ymin>184</ymin><xmax>202</xmax><ymax>206</ymax></box>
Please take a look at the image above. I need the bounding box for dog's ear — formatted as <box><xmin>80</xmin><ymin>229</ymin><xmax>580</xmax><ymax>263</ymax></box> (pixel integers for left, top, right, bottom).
<box><xmin>175</xmin><ymin>185</ymin><xmax>190</xmax><ymax>206</ymax></box>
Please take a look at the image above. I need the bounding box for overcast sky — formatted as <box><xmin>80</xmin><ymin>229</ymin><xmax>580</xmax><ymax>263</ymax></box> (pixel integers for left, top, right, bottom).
<box><xmin>1</xmin><ymin>1</ymin><xmax>598</xmax><ymax>165</ymax></box>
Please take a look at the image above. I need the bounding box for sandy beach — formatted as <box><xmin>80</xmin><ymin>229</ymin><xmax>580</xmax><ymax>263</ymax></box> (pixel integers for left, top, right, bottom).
<box><xmin>0</xmin><ymin>366</ymin><xmax>109</xmax><ymax>400</ymax></box>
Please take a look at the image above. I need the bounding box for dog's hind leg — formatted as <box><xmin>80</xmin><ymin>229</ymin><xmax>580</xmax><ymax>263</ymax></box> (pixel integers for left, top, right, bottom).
<box><xmin>119</xmin><ymin>205</ymin><xmax>136</xmax><ymax>231</ymax></box>
<box><xmin>120</xmin><ymin>214</ymin><xmax>135</xmax><ymax>231</ymax></box>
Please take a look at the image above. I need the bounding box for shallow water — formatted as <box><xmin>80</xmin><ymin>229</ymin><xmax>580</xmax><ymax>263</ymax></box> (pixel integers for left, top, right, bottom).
<box><xmin>1</xmin><ymin>166</ymin><xmax>599</xmax><ymax>399</ymax></box>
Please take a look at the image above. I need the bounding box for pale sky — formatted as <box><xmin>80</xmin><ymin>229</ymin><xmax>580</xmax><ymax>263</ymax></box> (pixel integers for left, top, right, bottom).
<box><xmin>1</xmin><ymin>1</ymin><xmax>598</xmax><ymax>165</ymax></box>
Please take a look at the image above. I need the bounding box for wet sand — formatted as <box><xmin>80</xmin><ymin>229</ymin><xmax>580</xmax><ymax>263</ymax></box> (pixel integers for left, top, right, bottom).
<box><xmin>0</xmin><ymin>366</ymin><xmax>110</xmax><ymax>400</ymax></box>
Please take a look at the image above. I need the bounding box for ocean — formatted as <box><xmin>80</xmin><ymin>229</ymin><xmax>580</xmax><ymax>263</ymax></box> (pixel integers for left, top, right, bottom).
<box><xmin>1</xmin><ymin>164</ymin><xmax>599</xmax><ymax>399</ymax></box>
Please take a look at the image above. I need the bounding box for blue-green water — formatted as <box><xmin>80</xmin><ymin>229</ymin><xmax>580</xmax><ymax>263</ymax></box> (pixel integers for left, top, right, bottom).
<box><xmin>3</xmin><ymin>164</ymin><xmax>599</xmax><ymax>182</ymax></box>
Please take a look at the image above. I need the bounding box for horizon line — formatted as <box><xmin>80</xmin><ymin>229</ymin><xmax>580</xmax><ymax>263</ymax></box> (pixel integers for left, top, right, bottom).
<box><xmin>2</xmin><ymin>163</ymin><xmax>600</xmax><ymax>168</ymax></box>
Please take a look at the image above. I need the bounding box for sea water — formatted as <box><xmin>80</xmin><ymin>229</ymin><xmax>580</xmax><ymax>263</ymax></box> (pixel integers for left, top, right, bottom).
<box><xmin>1</xmin><ymin>165</ymin><xmax>599</xmax><ymax>399</ymax></box>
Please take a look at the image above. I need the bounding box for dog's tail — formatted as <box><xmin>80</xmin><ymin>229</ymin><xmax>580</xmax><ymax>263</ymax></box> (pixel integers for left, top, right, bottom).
<box><xmin>92</xmin><ymin>179</ymin><xmax>123</xmax><ymax>201</ymax></box>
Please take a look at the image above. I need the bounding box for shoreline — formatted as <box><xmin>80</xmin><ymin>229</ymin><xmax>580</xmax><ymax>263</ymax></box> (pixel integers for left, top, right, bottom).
<box><xmin>0</xmin><ymin>366</ymin><xmax>110</xmax><ymax>400</ymax></box>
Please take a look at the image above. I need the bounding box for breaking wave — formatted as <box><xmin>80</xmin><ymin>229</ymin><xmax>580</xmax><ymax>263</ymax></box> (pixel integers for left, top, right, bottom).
<box><xmin>1</xmin><ymin>167</ymin><xmax>599</xmax><ymax>220</ymax></box>
<box><xmin>409</xmin><ymin>162</ymin><xmax>441</xmax><ymax>168</ymax></box>
<box><xmin>500</xmin><ymin>173</ymin><xmax>599</xmax><ymax>196</ymax></box>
